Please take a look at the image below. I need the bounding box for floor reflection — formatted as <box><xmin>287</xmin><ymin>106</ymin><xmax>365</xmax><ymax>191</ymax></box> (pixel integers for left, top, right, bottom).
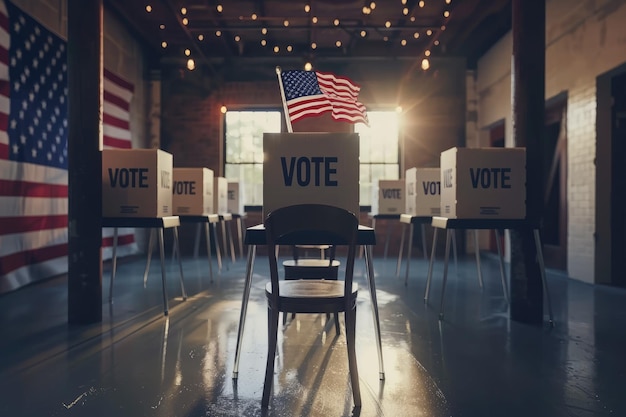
<box><xmin>0</xmin><ymin>255</ymin><xmax>625</xmax><ymax>416</ymax></box>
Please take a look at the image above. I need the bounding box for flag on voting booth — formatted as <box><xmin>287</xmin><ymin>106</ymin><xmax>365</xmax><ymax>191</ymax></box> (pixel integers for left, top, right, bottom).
<box><xmin>0</xmin><ymin>0</ymin><xmax>136</xmax><ymax>292</ymax></box>
<box><xmin>277</xmin><ymin>67</ymin><xmax>369</xmax><ymax>129</ymax></box>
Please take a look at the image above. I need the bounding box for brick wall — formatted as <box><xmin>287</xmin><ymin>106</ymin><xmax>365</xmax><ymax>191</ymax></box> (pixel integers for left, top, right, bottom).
<box><xmin>160</xmin><ymin>60</ymin><xmax>467</xmax><ymax>257</ymax></box>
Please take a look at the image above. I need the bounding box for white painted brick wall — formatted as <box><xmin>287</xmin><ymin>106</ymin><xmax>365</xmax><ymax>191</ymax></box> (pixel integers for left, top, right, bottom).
<box><xmin>567</xmin><ymin>83</ymin><xmax>596</xmax><ymax>283</ymax></box>
<box><xmin>475</xmin><ymin>0</ymin><xmax>626</xmax><ymax>283</ymax></box>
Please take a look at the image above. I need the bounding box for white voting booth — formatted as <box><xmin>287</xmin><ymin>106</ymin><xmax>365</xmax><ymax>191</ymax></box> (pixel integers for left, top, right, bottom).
<box><xmin>172</xmin><ymin>168</ymin><xmax>214</xmax><ymax>216</ymax></box>
<box><xmin>102</xmin><ymin>148</ymin><xmax>173</xmax><ymax>217</ymax></box>
<box><xmin>263</xmin><ymin>132</ymin><xmax>359</xmax><ymax>217</ymax></box>
<box><xmin>440</xmin><ymin>147</ymin><xmax>526</xmax><ymax>219</ymax></box>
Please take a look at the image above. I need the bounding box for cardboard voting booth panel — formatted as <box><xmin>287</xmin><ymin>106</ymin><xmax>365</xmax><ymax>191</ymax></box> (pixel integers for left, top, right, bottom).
<box><xmin>102</xmin><ymin>149</ymin><xmax>173</xmax><ymax>218</ymax></box>
<box><xmin>227</xmin><ymin>181</ymin><xmax>245</xmax><ymax>214</ymax></box>
<box><xmin>172</xmin><ymin>168</ymin><xmax>214</xmax><ymax>215</ymax></box>
<box><xmin>371</xmin><ymin>179</ymin><xmax>405</xmax><ymax>215</ymax></box>
<box><xmin>440</xmin><ymin>147</ymin><xmax>526</xmax><ymax>219</ymax></box>
<box><xmin>214</xmin><ymin>177</ymin><xmax>229</xmax><ymax>214</ymax></box>
<box><xmin>263</xmin><ymin>132</ymin><xmax>359</xmax><ymax>218</ymax></box>
<box><xmin>405</xmin><ymin>167</ymin><xmax>441</xmax><ymax>216</ymax></box>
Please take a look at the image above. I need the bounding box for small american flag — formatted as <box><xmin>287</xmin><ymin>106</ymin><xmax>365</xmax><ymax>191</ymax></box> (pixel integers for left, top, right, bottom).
<box><xmin>0</xmin><ymin>0</ymin><xmax>136</xmax><ymax>293</ymax></box>
<box><xmin>280</xmin><ymin>70</ymin><xmax>369</xmax><ymax>126</ymax></box>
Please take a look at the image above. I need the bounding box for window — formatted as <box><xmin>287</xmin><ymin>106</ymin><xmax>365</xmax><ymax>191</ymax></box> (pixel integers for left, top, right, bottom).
<box><xmin>224</xmin><ymin>110</ymin><xmax>281</xmax><ymax>206</ymax></box>
<box><xmin>355</xmin><ymin>110</ymin><xmax>401</xmax><ymax>206</ymax></box>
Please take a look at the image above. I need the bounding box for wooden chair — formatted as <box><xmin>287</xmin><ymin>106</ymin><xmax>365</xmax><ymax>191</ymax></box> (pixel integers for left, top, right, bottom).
<box><xmin>282</xmin><ymin>243</ymin><xmax>341</xmax><ymax>327</ymax></box>
<box><xmin>262</xmin><ymin>204</ymin><xmax>361</xmax><ymax>408</ymax></box>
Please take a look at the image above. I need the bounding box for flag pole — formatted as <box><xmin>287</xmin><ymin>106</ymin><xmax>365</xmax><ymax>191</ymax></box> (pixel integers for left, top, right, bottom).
<box><xmin>275</xmin><ymin>66</ymin><xmax>293</xmax><ymax>133</ymax></box>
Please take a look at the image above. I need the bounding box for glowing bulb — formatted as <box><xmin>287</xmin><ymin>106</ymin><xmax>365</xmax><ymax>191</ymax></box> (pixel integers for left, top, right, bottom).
<box><xmin>421</xmin><ymin>58</ymin><xmax>430</xmax><ymax>70</ymax></box>
<box><xmin>216</xmin><ymin>30</ymin><xmax>222</xmax><ymax>36</ymax></box>
<box><xmin>283</xmin><ymin>20</ymin><xmax>289</xmax><ymax>27</ymax></box>
<box><xmin>261</xmin><ymin>39</ymin><xmax>267</xmax><ymax>46</ymax></box>
<box><xmin>419</xmin><ymin>1</ymin><xmax>425</xmax><ymax>7</ymax></box>
<box><xmin>251</xmin><ymin>13</ymin><xmax>257</xmax><ymax>20</ymax></box>
<box><xmin>234</xmin><ymin>35</ymin><xmax>240</xmax><ymax>42</ymax></box>
<box><xmin>287</xmin><ymin>45</ymin><xmax>293</xmax><ymax>52</ymax></box>
<box><xmin>161</xmin><ymin>41</ymin><xmax>167</xmax><ymax>48</ymax></box>
<box><xmin>335</xmin><ymin>40</ymin><xmax>342</xmax><ymax>47</ymax></box>
<box><xmin>186</xmin><ymin>58</ymin><xmax>195</xmax><ymax>71</ymax></box>
<box><xmin>360</xmin><ymin>30</ymin><xmax>367</xmax><ymax>37</ymax></box>
<box><xmin>159</xmin><ymin>24</ymin><xmax>165</xmax><ymax>30</ymax></box>
<box><xmin>220</xmin><ymin>105</ymin><xmax>227</xmax><ymax>114</ymax></box>
<box><xmin>216</xmin><ymin>4</ymin><xmax>223</xmax><ymax>12</ymax></box>
<box><xmin>444</xmin><ymin>10</ymin><xmax>450</xmax><ymax>18</ymax></box>
<box><xmin>145</xmin><ymin>5</ymin><xmax>152</xmax><ymax>13</ymax></box>
<box><xmin>370</xmin><ymin>1</ymin><xmax>376</xmax><ymax>9</ymax></box>
<box><xmin>311</xmin><ymin>42</ymin><xmax>317</xmax><ymax>49</ymax></box>
<box><xmin>304</xmin><ymin>4</ymin><xmax>311</xmax><ymax>12</ymax></box>
<box><xmin>425</xmin><ymin>50</ymin><xmax>431</xmax><ymax>56</ymax></box>
<box><xmin>180</xmin><ymin>7</ymin><xmax>186</xmax><ymax>15</ymax></box>
<box><xmin>184</xmin><ymin>48</ymin><xmax>191</xmax><ymax>56</ymax></box>
<box><xmin>312</xmin><ymin>16</ymin><xmax>318</xmax><ymax>23</ymax></box>
<box><xmin>401</xmin><ymin>39</ymin><xmax>407</xmax><ymax>46</ymax></box>
<box><xmin>334</xmin><ymin>19</ymin><xmax>340</xmax><ymax>26</ymax></box>
<box><xmin>385</xmin><ymin>21</ymin><xmax>391</xmax><ymax>28</ymax></box>
<box><xmin>182</xmin><ymin>17</ymin><xmax>188</xmax><ymax>25</ymax></box>
<box><xmin>273</xmin><ymin>46</ymin><xmax>279</xmax><ymax>53</ymax></box>
<box><xmin>426</xmin><ymin>29</ymin><xmax>432</xmax><ymax>36</ymax></box>
<box><xmin>304</xmin><ymin>62</ymin><xmax>313</xmax><ymax>71</ymax></box>
<box><xmin>262</xmin><ymin>27</ymin><xmax>267</xmax><ymax>35</ymax></box>
<box><xmin>413</xmin><ymin>32</ymin><xmax>420</xmax><ymax>39</ymax></box>
<box><xmin>198</xmin><ymin>34</ymin><xmax>204</xmax><ymax>41</ymax></box>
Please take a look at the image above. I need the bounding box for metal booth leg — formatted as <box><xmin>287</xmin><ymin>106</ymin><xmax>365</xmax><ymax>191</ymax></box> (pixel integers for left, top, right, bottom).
<box><xmin>424</xmin><ymin>228</ymin><xmax>439</xmax><ymax>302</ymax></box>
<box><xmin>109</xmin><ymin>227</ymin><xmax>119</xmax><ymax>303</ymax></box>
<box><xmin>473</xmin><ymin>230</ymin><xmax>484</xmax><ymax>289</ymax></box>
<box><xmin>495</xmin><ymin>229</ymin><xmax>510</xmax><ymax>304</ymax></box>
<box><xmin>533</xmin><ymin>229</ymin><xmax>554</xmax><ymax>325</ymax></box>
<box><xmin>404</xmin><ymin>222</ymin><xmax>414</xmax><ymax>286</ymax></box>
<box><xmin>438</xmin><ymin>229</ymin><xmax>453</xmax><ymax>320</ymax></box>
<box><xmin>364</xmin><ymin>245</ymin><xmax>385</xmax><ymax>380</ymax></box>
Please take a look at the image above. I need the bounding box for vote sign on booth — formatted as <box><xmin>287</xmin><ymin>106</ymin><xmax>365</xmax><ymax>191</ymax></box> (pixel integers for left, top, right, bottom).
<box><xmin>440</xmin><ymin>147</ymin><xmax>526</xmax><ymax>219</ymax></box>
<box><xmin>102</xmin><ymin>148</ymin><xmax>173</xmax><ymax>218</ymax></box>
<box><xmin>263</xmin><ymin>132</ymin><xmax>359</xmax><ymax>218</ymax></box>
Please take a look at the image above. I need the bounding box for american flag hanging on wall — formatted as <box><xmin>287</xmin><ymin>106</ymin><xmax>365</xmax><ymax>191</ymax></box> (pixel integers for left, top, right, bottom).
<box><xmin>0</xmin><ymin>0</ymin><xmax>137</xmax><ymax>293</ymax></box>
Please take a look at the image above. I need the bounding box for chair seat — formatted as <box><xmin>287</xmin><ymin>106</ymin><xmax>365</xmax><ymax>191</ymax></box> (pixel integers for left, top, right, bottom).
<box><xmin>283</xmin><ymin>259</ymin><xmax>340</xmax><ymax>280</ymax></box>
<box><xmin>265</xmin><ymin>280</ymin><xmax>358</xmax><ymax>313</ymax></box>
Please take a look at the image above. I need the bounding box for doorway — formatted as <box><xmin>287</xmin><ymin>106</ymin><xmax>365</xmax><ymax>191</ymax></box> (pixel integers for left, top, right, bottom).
<box><xmin>542</xmin><ymin>95</ymin><xmax>568</xmax><ymax>270</ymax></box>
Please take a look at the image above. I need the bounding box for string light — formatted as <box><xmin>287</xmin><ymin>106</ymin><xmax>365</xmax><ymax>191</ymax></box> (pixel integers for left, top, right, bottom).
<box><xmin>421</xmin><ymin>58</ymin><xmax>430</xmax><ymax>70</ymax></box>
<box><xmin>145</xmin><ymin>5</ymin><xmax>152</xmax><ymax>12</ymax></box>
<box><xmin>186</xmin><ymin>58</ymin><xmax>195</xmax><ymax>70</ymax></box>
<box><xmin>184</xmin><ymin>48</ymin><xmax>191</xmax><ymax>56</ymax></box>
<box><xmin>180</xmin><ymin>7</ymin><xmax>186</xmax><ymax>15</ymax></box>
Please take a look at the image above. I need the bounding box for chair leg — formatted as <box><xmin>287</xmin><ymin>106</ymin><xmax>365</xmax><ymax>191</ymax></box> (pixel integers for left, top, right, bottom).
<box><xmin>345</xmin><ymin>307</ymin><xmax>361</xmax><ymax>407</ymax></box>
<box><xmin>333</xmin><ymin>312</ymin><xmax>340</xmax><ymax>335</ymax></box>
<box><xmin>262</xmin><ymin>306</ymin><xmax>280</xmax><ymax>407</ymax></box>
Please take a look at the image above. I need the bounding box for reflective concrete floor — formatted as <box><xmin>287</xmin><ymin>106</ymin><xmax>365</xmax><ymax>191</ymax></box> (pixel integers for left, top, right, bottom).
<box><xmin>1</xmin><ymin>249</ymin><xmax>625</xmax><ymax>417</ymax></box>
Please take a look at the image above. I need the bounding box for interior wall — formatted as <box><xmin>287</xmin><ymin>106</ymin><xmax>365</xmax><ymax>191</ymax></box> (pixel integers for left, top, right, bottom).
<box><xmin>159</xmin><ymin>58</ymin><xmax>468</xmax><ymax>256</ymax></box>
<box><xmin>475</xmin><ymin>0</ymin><xmax>626</xmax><ymax>284</ymax></box>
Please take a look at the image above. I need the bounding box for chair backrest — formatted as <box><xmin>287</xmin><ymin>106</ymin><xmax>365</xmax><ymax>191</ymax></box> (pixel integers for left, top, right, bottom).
<box><xmin>264</xmin><ymin>204</ymin><xmax>359</xmax><ymax>302</ymax></box>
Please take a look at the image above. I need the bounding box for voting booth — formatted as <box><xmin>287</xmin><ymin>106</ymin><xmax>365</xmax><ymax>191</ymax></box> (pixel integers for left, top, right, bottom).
<box><xmin>172</xmin><ymin>168</ymin><xmax>214</xmax><ymax>215</ymax></box>
<box><xmin>214</xmin><ymin>176</ymin><xmax>229</xmax><ymax>214</ymax></box>
<box><xmin>263</xmin><ymin>132</ymin><xmax>359</xmax><ymax>217</ymax></box>
<box><xmin>371</xmin><ymin>179</ymin><xmax>405</xmax><ymax>215</ymax></box>
<box><xmin>440</xmin><ymin>147</ymin><xmax>526</xmax><ymax>219</ymax></box>
<box><xmin>102</xmin><ymin>148</ymin><xmax>173</xmax><ymax>217</ymax></box>
<box><xmin>405</xmin><ymin>167</ymin><xmax>441</xmax><ymax>217</ymax></box>
<box><xmin>227</xmin><ymin>181</ymin><xmax>245</xmax><ymax>214</ymax></box>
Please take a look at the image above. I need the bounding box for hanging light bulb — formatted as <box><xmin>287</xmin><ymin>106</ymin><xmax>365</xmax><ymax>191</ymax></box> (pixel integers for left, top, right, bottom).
<box><xmin>187</xmin><ymin>58</ymin><xmax>196</xmax><ymax>71</ymax></box>
<box><xmin>421</xmin><ymin>58</ymin><xmax>430</xmax><ymax>71</ymax></box>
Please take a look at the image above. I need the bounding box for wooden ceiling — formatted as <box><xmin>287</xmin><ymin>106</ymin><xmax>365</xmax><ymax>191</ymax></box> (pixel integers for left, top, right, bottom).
<box><xmin>106</xmin><ymin>0</ymin><xmax>511</xmax><ymax>78</ymax></box>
